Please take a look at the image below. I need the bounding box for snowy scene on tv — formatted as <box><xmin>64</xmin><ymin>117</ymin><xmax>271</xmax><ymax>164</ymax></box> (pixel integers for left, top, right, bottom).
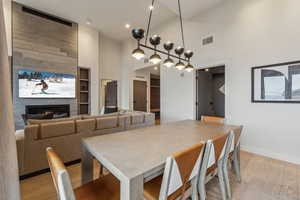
<box><xmin>18</xmin><ymin>70</ymin><xmax>76</xmax><ymax>98</ymax></box>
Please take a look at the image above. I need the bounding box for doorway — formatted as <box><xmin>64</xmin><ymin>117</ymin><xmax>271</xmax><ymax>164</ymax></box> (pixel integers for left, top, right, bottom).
<box><xmin>196</xmin><ymin>66</ymin><xmax>225</xmax><ymax>120</ymax></box>
<box><xmin>134</xmin><ymin>65</ymin><xmax>161</xmax><ymax>124</ymax></box>
<box><xmin>133</xmin><ymin>80</ymin><xmax>147</xmax><ymax>112</ymax></box>
<box><xmin>101</xmin><ymin>80</ymin><xmax>118</xmax><ymax>114</ymax></box>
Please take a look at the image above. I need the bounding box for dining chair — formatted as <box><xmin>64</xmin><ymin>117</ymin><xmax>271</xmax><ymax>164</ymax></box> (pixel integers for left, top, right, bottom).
<box><xmin>198</xmin><ymin>131</ymin><xmax>234</xmax><ymax>200</ymax></box>
<box><xmin>144</xmin><ymin>143</ymin><xmax>205</xmax><ymax>200</ymax></box>
<box><xmin>229</xmin><ymin>126</ymin><xmax>243</xmax><ymax>183</ymax></box>
<box><xmin>201</xmin><ymin>116</ymin><xmax>225</xmax><ymax>124</ymax></box>
<box><xmin>46</xmin><ymin>147</ymin><xmax>120</xmax><ymax>200</ymax></box>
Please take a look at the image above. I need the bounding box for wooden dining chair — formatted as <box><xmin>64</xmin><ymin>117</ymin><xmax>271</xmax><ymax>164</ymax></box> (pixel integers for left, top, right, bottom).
<box><xmin>144</xmin><ymin>143</ymin><xmax>205</xmax><ymax>200</ymax></box>
<box><xmin>198</xmin><ymin>131</ymin><xmax>234</xmax><ymax>200</ymax></box>
<box><xmin>46</xmin><ymin>147</ymin><xmax>120</xmax><ymax>200</ymax></box>
<box><xmin>201</xmin><ymin>115</ymin><xmax>225</xmax><ymax>124</ymax></box>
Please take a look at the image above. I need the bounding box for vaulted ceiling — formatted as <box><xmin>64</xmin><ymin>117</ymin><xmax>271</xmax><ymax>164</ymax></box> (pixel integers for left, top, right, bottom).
<box><xmin>14</xmin><ymin>0</ymin><xmax>224</xmax><ymax>40</ymax></box>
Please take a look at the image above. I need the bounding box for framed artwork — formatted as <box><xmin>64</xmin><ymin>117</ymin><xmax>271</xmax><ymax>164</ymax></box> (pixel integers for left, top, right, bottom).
<box><xmin>252</xmin><ymin>60</ymin><xmax>300</xmax><ymax>103</ymax></box>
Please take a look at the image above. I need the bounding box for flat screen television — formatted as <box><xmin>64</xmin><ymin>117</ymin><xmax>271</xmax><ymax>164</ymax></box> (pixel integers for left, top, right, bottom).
<box><xmin>18</xmin><ymin>70</ymin><xmax>76</xmax><ymax>98</ymax></box>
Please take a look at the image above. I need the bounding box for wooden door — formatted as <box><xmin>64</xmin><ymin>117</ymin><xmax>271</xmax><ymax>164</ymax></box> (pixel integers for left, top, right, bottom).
<box><xmin>105</xmin><ymin>81</ymin><xmax>118</xmax><ymax>113</ymax></box>
<box><xmin>133</xmin><ymin>80</ymin><xmax>147</xmax><ymax>111</ymax></box>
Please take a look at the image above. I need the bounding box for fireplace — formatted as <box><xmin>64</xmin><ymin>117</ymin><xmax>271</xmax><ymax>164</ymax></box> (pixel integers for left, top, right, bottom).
<box><xmin>24</xmin><ymin>104</ymin><xmax>70</xmax><ymax>123</ymax></box>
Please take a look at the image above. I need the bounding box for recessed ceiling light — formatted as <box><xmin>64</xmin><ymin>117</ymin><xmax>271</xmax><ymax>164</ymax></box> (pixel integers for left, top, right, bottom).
<box><xmin>125</xmin><ymin>24</ymin><xmax>131</xmax><ymax>29</ymax></box>
<box><xmin>154</xmin><ymin>66</ymin><xmax>158</xmax><ymax>70</ymax></box>
<box><xmin>149</xmin><ymin>5</ymin><xmax>154</xmax><ymax>10</ymax></box>
<box><xmin>205</xmin><ymin>68</ymin><xmax>209</xmax><ymax>72</ymax></box>
<box><xmin>86</xmin><ymin>19</ymin><xmax>92</xmax><ymax>25</ymax></box>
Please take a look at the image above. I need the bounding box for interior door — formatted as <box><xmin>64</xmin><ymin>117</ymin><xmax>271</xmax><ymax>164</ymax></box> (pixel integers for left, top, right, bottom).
<box><xmin>133</xmin><ymin>80</ymin><xmax>147</xmax><ymax>111</ymax></box>
<box><xmin>196</xmin><ymin>70</ymin><xmax>214</xmax><ymax>119</ymax></box>
<box><xmin>196</xmin><ymin>66</ymin><xmax>225</xmax><ymax>120</ymax></box>
<box><xmin>105</xmin><ymin>80</ymin><xmax>117</xmax><ymax>113</ymax></box>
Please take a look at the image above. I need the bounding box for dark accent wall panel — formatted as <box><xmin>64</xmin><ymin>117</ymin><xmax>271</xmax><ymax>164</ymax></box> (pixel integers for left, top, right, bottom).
<box><xmin>12</xmin><ymin>2</ymin><xmax>78</xmax><ymax>129</ymax></box>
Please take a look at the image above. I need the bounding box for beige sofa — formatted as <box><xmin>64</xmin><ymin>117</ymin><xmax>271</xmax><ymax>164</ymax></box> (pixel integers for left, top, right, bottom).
<box><xmin>16</xmin><ymin>112</ymin><xmax>155</xmax><ymax>176</ymax></box>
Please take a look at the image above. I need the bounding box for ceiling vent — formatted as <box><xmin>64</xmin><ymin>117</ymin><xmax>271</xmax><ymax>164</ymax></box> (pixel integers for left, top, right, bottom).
<box><xmin>22</xmin><ymin>6</ymin><xmax>73</xmax><ymax>27</ymax></box>
<box><xmin>202</xmin><ymin>36</ymin><xmax>214</xmax><ymax>46</ymax></box>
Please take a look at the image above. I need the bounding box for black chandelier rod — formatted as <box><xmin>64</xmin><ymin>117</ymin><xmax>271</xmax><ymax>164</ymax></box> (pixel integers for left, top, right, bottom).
<box><xmin>178</xmin><ymin>0</ymin><xmax>185</xmax><ymax>48</ymax></box>
<box><xmin>145</xmin><ymin>0</ymin><xmax>155</xmax><ymax>46</ymax></box>
<box><xmin>140</xmin><ymin>44</ymin><xmax>188</xmax><ymax>62</ymax></box>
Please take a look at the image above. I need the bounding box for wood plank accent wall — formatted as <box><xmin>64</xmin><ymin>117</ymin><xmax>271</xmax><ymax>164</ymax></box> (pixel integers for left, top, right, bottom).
<box><xmin>12</xmin><ymin>3</ymin><xmax>78</xmax><ymax>129</ymax></box>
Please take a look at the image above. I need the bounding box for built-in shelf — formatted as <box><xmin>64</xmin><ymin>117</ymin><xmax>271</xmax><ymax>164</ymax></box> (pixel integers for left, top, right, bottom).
<box><xmin>150</xmin><ymin>74</ymin><xmax>160</xmax><ymax>120</ymax></box>
<box><xmin>78</xmin><ymin>67</ymin><xmax>90</xmax><ymax>115</ymax></box>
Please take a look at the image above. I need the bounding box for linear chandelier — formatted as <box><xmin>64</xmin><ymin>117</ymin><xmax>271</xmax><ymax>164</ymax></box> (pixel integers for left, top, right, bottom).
<box><xmin>131</xmin><ymin>0</ymin><xmax>194</xmax><ymax>72</ymax></box>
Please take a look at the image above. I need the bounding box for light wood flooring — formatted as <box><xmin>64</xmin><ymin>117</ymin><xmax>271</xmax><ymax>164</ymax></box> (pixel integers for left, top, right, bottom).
<box><xmin>21</xmin><ymin>151</ymin><xmax>300</xmax><ymax>200</ymax></box>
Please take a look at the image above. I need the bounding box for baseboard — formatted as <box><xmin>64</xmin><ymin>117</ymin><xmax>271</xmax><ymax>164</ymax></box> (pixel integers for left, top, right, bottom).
<box><xmin>19</xmin><ymin>159</ymin><xmax>81</xmax><ymax>180</ymax></box>
<box><xmin>241</xmin><ymin>145</ymin><xmax>300</xmax><ymax>165</ymax></box>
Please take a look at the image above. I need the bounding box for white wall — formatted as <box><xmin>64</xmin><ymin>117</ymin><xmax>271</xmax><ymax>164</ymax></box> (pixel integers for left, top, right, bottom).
<box><xmin>78</xmin><ymin>25</ymin><xmax>100</xmax><ymax>115</ymax></box>
<box><xmin>99</xmin><ymin>34</ymin><xmax>122</xmax><ymax>80</ymax></box>
<box><xmin>121</xmin><ymin>0</ymin><xmax>300</xmax><ymax>164</ymax></box>
<box><xmin>188</xmin><ymin>0</ymin><xmax>300</xmax><ymax>164</ymax></box>
<box><xmin>99</xmin><ymin>33</ymin><xmax>122</xmax><ymax>108</ymax></box>
<box><xmin>2</xmin><ymin>0</ymin><xmax>11</xmax><ymax>55</ymax></box>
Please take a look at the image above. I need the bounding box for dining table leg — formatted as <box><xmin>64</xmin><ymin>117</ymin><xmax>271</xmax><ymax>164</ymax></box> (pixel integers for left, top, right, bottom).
<box><xmin>81</xmin><ymin>143</ymin><xmax>94</xmax><ymax>184</ymax></box>
<box><xmin>120</xmin><ymin>175</ymin><xmax>144</xmax><ymax>200</ymax></box>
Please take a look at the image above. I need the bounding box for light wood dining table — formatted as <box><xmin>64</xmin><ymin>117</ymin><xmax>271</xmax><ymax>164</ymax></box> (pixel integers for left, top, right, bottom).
<box><xmin>81</xmin><ymin>120</ymin><xmax>242</xmax><ymax>200</ymax></box>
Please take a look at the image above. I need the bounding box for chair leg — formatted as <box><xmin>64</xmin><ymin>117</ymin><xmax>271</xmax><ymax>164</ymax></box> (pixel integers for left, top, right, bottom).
<box><xmin>191</xmin><ymin>178</ymin><xmax>199</xmax><ymax>200</ymax></box>
<box><xmin>99</xmin><ymin>163</ymin><xmax>104</xmax><ymax>177</ymax></box>
<box><xmin>223</xmin><ymin>162</ymin><xmax>232</xmax><ymax>199</ymax></box>
<box><xmin>233</xmin><ymin>147</ymin><xmax>241</xmax><ymax>183</ymax></box>
<box><xmin>198</xmin><ymin>175</ymin><xmax>206</xmax><ymax>200</ymax></box>
<box><xmin>217</xmin><ymin>165</ymin><xmax>227</xmax><ymax>200</ymax></box>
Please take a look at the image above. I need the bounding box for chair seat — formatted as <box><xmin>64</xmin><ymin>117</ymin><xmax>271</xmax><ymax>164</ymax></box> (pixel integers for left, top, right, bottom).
<box><xmin>144</xmin><ymin>175</ymin><xmax>163</xmax><ymax>200</ymax></box>
<box><xmin>144</xmin><ymin>175</ymin><xmax>191</xmax><ymax>200</ymax></box>
<box><xmin>74</xmin><ymin>173</ymin><xmax>120</xmax><ymax>200</ymax></box>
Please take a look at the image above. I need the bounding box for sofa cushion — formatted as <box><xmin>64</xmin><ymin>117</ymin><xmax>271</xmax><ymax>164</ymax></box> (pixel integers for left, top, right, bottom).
<box><xmin>27</xmin><ymin>116</ymin><xmax>82</xmax><ymax>125</ymax></box>
<box><xmin>15</xmin><ymin>130</ymin><xmax>25</xmax><ymax>173</ymax></box>
<box><xmin>83</xmin><ymin>113</ymin><xmax>119</xmax><ymax>120</ymax></box>
<box><xmin>76</xmin><ymin>119</ymin><xmax>96</xmax><ymax>132</ymax></box>
<box><xmin>39</xmin><ymin>121</ymin><xmax>76</xmax><ymax>139</ymax></box>
<box><xmin>131</xmin><ymin>113</ymin><xmax>145</xmax><ymax>125</ymax></box>
<box><xmin>96</xmin><ymin>117</ymin><xmax>118</xmax><ymax>130</ymax></box>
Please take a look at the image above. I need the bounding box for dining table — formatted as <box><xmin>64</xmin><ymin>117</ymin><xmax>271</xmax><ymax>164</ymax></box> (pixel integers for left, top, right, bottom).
<box><xmin>81</xmin><ymin>120</ymin><xmax>242</xmax><ymax>200</ymax></box>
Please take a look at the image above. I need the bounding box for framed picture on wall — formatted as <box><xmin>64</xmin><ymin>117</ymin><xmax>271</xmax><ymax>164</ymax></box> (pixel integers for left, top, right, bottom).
<box><xmin>252</xmin><ymin>60</ymin><xmax>300</xmax><ymax>103</ymax></box>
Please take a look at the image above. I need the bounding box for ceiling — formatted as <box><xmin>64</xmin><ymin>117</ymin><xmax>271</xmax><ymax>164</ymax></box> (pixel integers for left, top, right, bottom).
<box><xmin>159</xmin><ymin>0</ymin><xmax>224</xmax><ymax>19</ymax></box>
<box><xmin>14</xmin><ymin>0</ymin><xmax>224</xmax><ymax>41</ymax></box>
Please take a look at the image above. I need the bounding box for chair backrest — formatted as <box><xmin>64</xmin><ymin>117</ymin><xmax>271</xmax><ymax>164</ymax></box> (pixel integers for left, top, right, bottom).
<box><xmin>159</xmin><ymin>143</ymin><xmax>205</xmax><ymax>200</ymax></box>
<box><xmin>234</xmin><ymin>125</ymin><xmax>243</xmax><ymax>148</ymax></box>
<box><xmin>204</xmin><ymin>132</ymin><xmax>234</xmax><ymax>174</ymax></box>
<box><xmin>46</xmin><ymin>147</ymin><xmax>76</xmax><ymax>200</ymax></box>
<box><xmin>201</xmin><ymin>115</ymin><xmax>225</xmax><ymax>124</ymax></box>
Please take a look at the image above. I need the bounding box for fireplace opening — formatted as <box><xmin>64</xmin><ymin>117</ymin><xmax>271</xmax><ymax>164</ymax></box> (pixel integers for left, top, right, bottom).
<box><xmin>23</xmin><ymin>104</ymin><xmax>70</xmax><ymax>123</ymax></box>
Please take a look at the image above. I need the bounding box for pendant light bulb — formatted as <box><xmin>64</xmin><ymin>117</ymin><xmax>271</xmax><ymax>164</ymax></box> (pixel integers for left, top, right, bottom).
<box><xmin>175</xmin><ymin>61</ymin><xmax>185</xmax><ymax>70</ymax></box>
<box><xmin>163</xmin><ymin>58</ymin><xmax>174</xmax><ymax>68</ymax></box>
<box><xmin>132</xmin><ymin>48</ymin><xmax>145</xmax><ymax>60</ymax></box>
<box><xmin>185</xmin><ymin>64</ymin><xmax>194</xmax><ymax>72</ymax></box>
<box><xmin>149</xmin><ymin>53</ymin><xmax>162</xmax><ymax>64</ymax></box>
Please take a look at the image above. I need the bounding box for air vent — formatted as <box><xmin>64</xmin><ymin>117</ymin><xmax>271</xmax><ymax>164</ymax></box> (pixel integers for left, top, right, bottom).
<box><xmin>202</xmin><ymin>36</ymin><xmax>214</xmax><ymax>45</ymax></box>
<box><xmin>22</xmin><ymin>6</ymin><xmax>73</xmax><ymax>27</ymax></box>
<box><xmin>136</xmin><ymin>76</ymin><xmax>145</xmax><ymax>79</ymax></box>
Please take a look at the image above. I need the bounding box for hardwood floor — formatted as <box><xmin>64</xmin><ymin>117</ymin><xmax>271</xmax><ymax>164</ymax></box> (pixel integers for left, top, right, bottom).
<box><xmin>20</xmin><ymin>151</ymin><xmax>300</xmax><ymax>200</ymax></box>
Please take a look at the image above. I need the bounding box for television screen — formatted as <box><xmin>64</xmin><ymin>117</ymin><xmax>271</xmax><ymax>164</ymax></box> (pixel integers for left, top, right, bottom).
<box><xmin>18</xmin><ymin>70</ymin><xmax>76</xmax><ymax>98</ymax></box>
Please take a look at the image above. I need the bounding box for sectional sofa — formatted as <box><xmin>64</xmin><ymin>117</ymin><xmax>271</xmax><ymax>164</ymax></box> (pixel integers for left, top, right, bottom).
<box><xmin>16</xmin><ymin>111</ymin><xmax>155</xmax><ymax>176</ymax></box>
